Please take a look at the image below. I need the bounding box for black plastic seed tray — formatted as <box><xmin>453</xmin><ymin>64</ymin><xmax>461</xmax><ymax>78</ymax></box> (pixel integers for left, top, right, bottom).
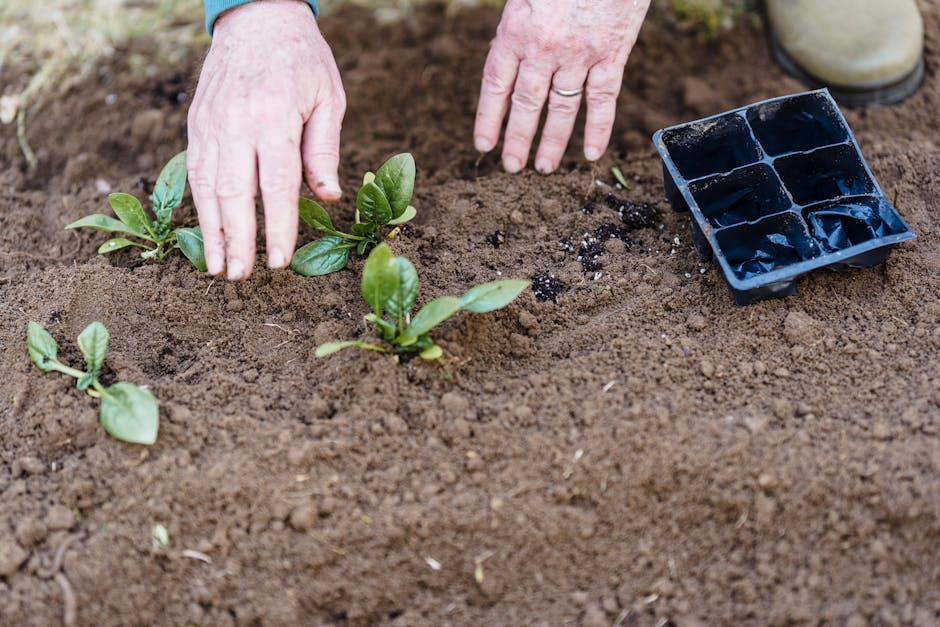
<box><xmin>653</xmin><ymin>89</ymin><xmax>915</xmax><ymax>305</ymax></box>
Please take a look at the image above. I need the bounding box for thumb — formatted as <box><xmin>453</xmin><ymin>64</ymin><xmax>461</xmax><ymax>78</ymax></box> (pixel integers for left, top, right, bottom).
<box><xmin>302</xmin><ymin>95</ymin><xmax>345</xmax><ymax>202</ymax></box>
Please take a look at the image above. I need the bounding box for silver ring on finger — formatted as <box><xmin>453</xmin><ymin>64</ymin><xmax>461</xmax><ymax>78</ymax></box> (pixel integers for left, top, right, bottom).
<box><xmin>551</xmin><ymin>85</ymin><xmax>583</xmax><ymax>98</ymax></box>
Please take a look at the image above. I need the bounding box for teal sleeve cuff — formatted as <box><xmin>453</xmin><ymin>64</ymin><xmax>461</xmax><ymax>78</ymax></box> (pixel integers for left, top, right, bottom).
<box><xmin>204</xmin><ymin>0</ymin><xmax>319</xmax><ymax>35</ymax></box>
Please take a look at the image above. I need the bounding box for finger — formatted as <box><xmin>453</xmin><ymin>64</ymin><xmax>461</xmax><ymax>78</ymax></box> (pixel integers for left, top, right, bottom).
<box><xmin>258</xmin><ymin>118</ymin><xmax>303</xmax><ymax>269</ymax></box>
<box><xmin>501</xmin><ymin>60</ymin><xmax>552</xmax><ymax>173</ymax></box>
<box><xmin>301</xmin><ymin>92</ymin><xmax>345</xmax><ymax>203</ymax></box>
<box><xmin>583</xmin><ymin>62</ymin><xmax>625</xmax><ymax>162</ymax></box>
<box><xmin>534</xmin><ymin>69</ymin><xmax>588</xmax><ymax>174</ymax></box>
<box><xmin>216</xmin><ymin>140</ymin><xmax>258</xmax><ymax>280</ymax></box>
<box><xmin>473</xmin><ymin>41</ymin><xmax>519</xmax><ymax>154</ymax></box>
<box><xmin>186</xmin><ymin>135</ymin><xmax>226</xmax><ymax>276</ymax></box>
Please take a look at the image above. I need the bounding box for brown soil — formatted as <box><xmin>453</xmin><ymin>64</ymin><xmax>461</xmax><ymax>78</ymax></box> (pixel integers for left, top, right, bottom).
<box><xmin>2</xmin><ymin>4</ymin><xmax>939</xmax><ymax>626</ymax></box>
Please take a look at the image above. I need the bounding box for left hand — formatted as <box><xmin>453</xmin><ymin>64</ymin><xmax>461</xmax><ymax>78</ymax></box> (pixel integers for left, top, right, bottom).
<box><xmin>473</xmin><ymin>0</ymin><xmax>651</xmax><ymax>174</ymax></box>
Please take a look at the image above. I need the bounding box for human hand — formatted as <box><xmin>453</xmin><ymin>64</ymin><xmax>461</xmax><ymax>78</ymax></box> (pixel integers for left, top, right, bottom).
<box><xmin>187</xmin><ymin>0</ymin><xmax>346</xmax><ymax>280</ymax></box>
<box><xmin>474</xmin><ymin>0</ymin><xmax>651</xmax><ymax>174</ymax></box>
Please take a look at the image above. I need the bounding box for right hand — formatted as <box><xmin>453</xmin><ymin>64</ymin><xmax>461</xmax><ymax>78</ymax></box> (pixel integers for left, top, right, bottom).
<box><xmin>187</xmin><ymin>0</ymin><xmax>346</xmax><ymax>280</ymax></box>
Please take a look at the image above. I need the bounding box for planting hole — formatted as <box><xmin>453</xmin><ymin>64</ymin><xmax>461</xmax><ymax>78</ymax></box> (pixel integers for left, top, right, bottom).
<box><xmin>716</xmin><ymin>212</ymin><xmax>820</xmax><ymax>280</ymax></box>
<box><xmin>774</xmin><ymin>144</ymin><xmax>874</xmax><ymax>205</ymax></box>
<box><xmin>660</xmin><ymin>113</ymin><xmax>762</xmax><ymax>180</ymax></box>
<box><xmin>802</xmin><ymin>195</ymin><xmax>907</xmax><ymax>253</ymax></box>
<box><xmin>689</xmin><ymin>163</ymin><xmax>792</xmax><ymax>228</ymax></box>
<box><xmin>747</xmin><ymin>92</ymin><xmax>848</xmax><ymax>156</ymax></box>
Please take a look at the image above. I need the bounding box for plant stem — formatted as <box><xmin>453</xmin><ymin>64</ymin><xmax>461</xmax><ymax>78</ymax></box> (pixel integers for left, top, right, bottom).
<box><xmin>47</xmin><ymin>361</ymin><xmax>87</xmax><ymax>380</ymax></box>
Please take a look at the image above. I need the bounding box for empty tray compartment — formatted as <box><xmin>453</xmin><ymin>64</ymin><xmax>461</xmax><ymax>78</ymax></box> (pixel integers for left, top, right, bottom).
<box><xmin>715</xmin><ymin>212</ymin><xmax>820</xmax><ymax>281</ymax></box>
<box><xmin>774</xmin><ymin>144</ymin><xmax>875</xmax><ymax>206</ymax></box>
<box><xmin>659</xmin><ymin>113</ymin><xmax>762</xmax><ymax>181</ymax></box>
<box><xmin>802</xmin><ymin>195</ymin><xmax>908</xmax><ymax>253</ymax></box>
<box><xmin>689</xmin><ymin>163</ymin><xmax>792</xmax><ymax>228</ymax></box>
<box><xmin>747</xmin><ymin>92</ymin><xmax>849</xmax><ymax>156</ymax></box>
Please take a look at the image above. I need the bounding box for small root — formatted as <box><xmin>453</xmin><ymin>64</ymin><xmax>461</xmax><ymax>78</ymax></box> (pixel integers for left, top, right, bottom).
<box><xmin>55</xmin><ymin>572</ymin><xmax>77</xmax><ymax>627</ymax></box>
<box><xmin>37</xmin><ymin>533</ymin><xmax>82</xmax><ymax>579</ymax></box>
<box><xmin>16</xmin><ymin>107</ymin><xmax>38</xmax><ymax>172</ymax></box>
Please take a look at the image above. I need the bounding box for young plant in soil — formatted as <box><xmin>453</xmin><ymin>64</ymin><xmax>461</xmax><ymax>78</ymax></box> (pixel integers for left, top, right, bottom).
<box><xmin>316</xmin><ymin>243</ymin><xmax>530</xmax><ymax>360</ymax></box>
<box><xmin>65</xmin><ymin>152</ymin><xmax>206</xmax><ymax>271</ymax></box>
<box><xmin>27</xmin><ymin>321</ymin><xmax>159</xmax><ymax>445</ymax></box>
<box><xmin>290</xmin><ymin>153</ymin><xmax>417</xmax><ymax>276</ymax></box>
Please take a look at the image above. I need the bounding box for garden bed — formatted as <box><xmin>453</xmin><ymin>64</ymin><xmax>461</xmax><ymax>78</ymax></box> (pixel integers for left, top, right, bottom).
<box><xmin>1</xmin><ymin>4</ymin><xmax>939</xmax><ymax>625</ymax></box>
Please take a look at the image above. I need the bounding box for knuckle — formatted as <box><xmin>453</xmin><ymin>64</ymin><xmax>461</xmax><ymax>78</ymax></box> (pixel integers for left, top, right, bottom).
<box><xmin>548</xmin><ymin>97</ymin><xmax>580</xmax><ymax>115</ymax></box>
<box><xmin>215</xmin><ymin>174</ymin><xmax>252</xmax><ymax>201</ymax></box>
<box><xmin>481</xmin><ymin>72</ymin><xmax>511</xmax><ymax>97</ymax></box>
<box><xmin>259</xmin><ymin>171</ymin><xmax>298</xmax><ymax>197</ymax></box>
<box><xmin>511</xmin><ymin>91</ymin><xmax>543</xmax><ymax>113</ymax></box>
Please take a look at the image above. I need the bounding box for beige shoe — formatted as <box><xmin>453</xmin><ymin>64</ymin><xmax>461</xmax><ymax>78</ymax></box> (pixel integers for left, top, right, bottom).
<box><xmin>767</xmin><ymin>0</ymin><xmax>924</xmax><ymax>106</ymax></box>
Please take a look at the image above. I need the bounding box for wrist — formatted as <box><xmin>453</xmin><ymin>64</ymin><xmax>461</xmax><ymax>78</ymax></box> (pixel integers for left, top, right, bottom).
<box><xmin>206</xmin><ymin>0</ymin><xmax>318</xmax><ymax>36</ymax></box>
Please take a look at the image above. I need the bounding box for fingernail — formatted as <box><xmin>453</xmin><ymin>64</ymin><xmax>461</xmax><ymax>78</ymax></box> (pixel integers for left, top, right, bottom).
<box><xmin>207</xmin><ymin>253</ymin><xmax>225</xmax><ymax>275</ymax></box>
<box><xmin>503</xmin><ymin>156</ymin><xmax>523</xmax><ymax>173</ymax></box>
<box><xmin>585</xmin><ymin>147</ymin><xmax>602</xmax><ymax>161</ymax></box>
<box><xmin>535</xmin><ymin>158</ymin><xmax>553</xmax><ymax>174</ymax></box>
<box><xmin>475</xmin><ymin>137</ymin><xmax>494</xmax><ymax>153</ymax></box>
<box><xmin>316</xmin><ymin>176</ymin><xmax>341</xmax><ymax>196</ymax></box>
<box><xmin>227</xmin><ymin>259</ymin><xmax>245</xmax><ymax>281</ymax></box>
<box><xmin>268</xmin><ymin>248</ymin><xmax>286</xmax><ymax>269</ymax></box>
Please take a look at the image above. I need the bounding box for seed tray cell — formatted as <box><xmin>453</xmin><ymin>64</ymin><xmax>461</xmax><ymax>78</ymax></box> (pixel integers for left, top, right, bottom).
<box><xmin>653</xmin><ymin>89</ymin><xmax>916</xmax><ymax>305</ymax></box>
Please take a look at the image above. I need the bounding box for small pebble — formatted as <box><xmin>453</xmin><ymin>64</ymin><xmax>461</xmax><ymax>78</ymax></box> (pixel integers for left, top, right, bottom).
<box><xmin>383</xmin><ymin>413</ymin><xmax>408</xmax><ymax>435</ymax></box>
<box><xmin>441</xmin><ymin>392</ymin><xmax>470</xmax><ymax>417</ymax></box>
<box><xmin>509</xmin><ymin>209</ymin><xmax>524</xmax><ymax>224</ymax></box>
<box><xmin>14</xmin><ymin>456</ymin><xmax>44</xmax><ymax>476</ymax></box>
<box><xmin>686</xmin><ymin>314</ymin><xmax>708</xmax><ymax>331</ymax></box>
<box><xmin>0</xmin><ymin>539</ymin><xmax>28</xmax><ymax>577</ymax></box>
<box><xmin>45</xmin><ymin>505</ymin><xmax>75</xmax><ymax>531</ymax></box>
<box><xmin>289</xmin><ymin>503</ymin><xmax>319</xmax><ymax>532</ymax></box>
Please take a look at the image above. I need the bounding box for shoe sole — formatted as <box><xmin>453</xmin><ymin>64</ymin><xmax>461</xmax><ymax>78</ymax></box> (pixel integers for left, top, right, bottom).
<box><xmin>770</xmin><ymin>33</ymin><xmax>924</xmax><ymax>107</ymax></box>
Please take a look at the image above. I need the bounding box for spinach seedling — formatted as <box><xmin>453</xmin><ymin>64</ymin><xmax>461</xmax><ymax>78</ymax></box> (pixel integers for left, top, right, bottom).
<box><xmin>27</xmin><ymin>321</ymin><xmax>159</xmax><ymax>445</ymax></box>
<box><xmin>316</xmin><ymin>243</ymin><xmax>530</xmax><ymax>359</ymax></box>
<box><xmin>290</xmin><ymin>153</ymin><xmax>418</xmax><ymax>276</ymax></box>
<box><xmin>66</xmin><ymin>151</ymin><xmax>207</xmax><ymax>271</ymax></box>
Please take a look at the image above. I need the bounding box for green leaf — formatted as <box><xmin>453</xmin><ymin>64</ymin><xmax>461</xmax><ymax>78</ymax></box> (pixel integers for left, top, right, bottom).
<box><xmin>419</xmin><ymin>344</ymin><xmax>444</xmax><ymax>360</ymax></box>
<box><xmin>351</xmin><ymin>223</ymin><xmax>373</xmax><ymax>237</ymax></box>
<box><xmin>77</xmin><ymin>321</ymin><xmax>109</xmax><ymax>378</ymax></box>
<box><xmin>363</xmin><ymin>172</ymin><xmax>376</xmax><ymax>186</ymax></box>
<box><xmin>65</xmin><ymin>214</ymin><xmax>150</xmax><ymax>239</ymax></box>
<box><xmin>27</xmin><ymin>321</ymin><xmax>59</xmax><ymax>372</ymax></box>
<box><xmin>108</xmin><ymin>193</ymin><xmax>153</xmax><ymax>238</ymax></box>
<box><xmin>460</xmin><ymin>279</ymin><xmax>531</xmax><ymax>313</ymax></box>
<box><xmin>374</xmin><ymin>153</ymin><xmax>415</xmax><ymax>219</ymax></box>
<box><xmin>387</xmin><ymin>205</ymin><xmax>416</xmax><ymax>226</ymax></box>
<box><xmin>361</xmin><ymin>243</ymin><xmax>399</xmax><ymax>316</ymax></box>
<box><xmin>99</xmin><ymin>382</ymin><xmax>159</xmax><ymax>445</ymax></box>
<box><xmin>398</xmin><ymin>296</ymin><xmax>462</xmax><ymax>346</ymax></box>
<box><xmin>298</xmin><ymin>197</ymin><xmax>339</xmax><ymax>235</ymax></box>
<box><xmin>290</xmin><ymin>236</ymin><xmax>352</xmax><ymax>276</ymax></box>
<box><xmin>357</xmin><ymin>181</ymin><xmax>393</xmax><ymax>225</ymax></box>
<box><xmin>356</xmin><ymin>239</ymin><xmax>369</xmax><ymax>256</ymax></box>
<box><xmin>152</xmin><ymin>151</ymin><xmax>187</xmax><ymax>227</ymax></box>
<box><xmin>98</xmin><ymin>238</ymin><xmax>144</xmax><ymax>254</ymax></box>
<box><xmin>174</xmin><ymin>227</ymin><xmax>208</xmax><ymax>272</ymax></box>
<box><xmin>385</xmin><ymin>257</ymin><xmax>418</xmax><ymax>321</ymax></box>
<box><xmin>314</xmin><ymin>340</ymin><xmax>387</xmax><ymax>358</ymax></box>
<box><xmin>611</xmin><ymin>165</ymin><xmax>632</xmax><ymax>191</ymax></box>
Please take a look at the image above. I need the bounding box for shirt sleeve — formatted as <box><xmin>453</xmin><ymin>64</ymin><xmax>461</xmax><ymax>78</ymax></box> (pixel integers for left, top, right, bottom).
<box><xmin>204</xmin><ymin>0</ymin><xmax>319</xmax><ymax>35</ymax></box>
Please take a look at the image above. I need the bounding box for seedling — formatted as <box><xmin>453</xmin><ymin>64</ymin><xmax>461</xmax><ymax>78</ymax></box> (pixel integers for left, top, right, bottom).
<box><xmin>316</xmin><ymin>243</ymin><xmax>530</xmax><ymax>359</ymax></box>
<box><xmin>27</xmin><ymin>321</ymin><xmax>159</xmax><ymax>445</ymax></box>
<box><xmin>65</xmin><ymin>152</ymin><xmax>207</xmax><ymax>271</ymax></box>
<box><xmin>611</xmin><ymin>166</ymin><xmax>632</xmax><ymax>191</ymax></box>
<box><xmin>290</xmin><ymin>153</ymin><xmax>418</xmax><ymax>276</ymax></box>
